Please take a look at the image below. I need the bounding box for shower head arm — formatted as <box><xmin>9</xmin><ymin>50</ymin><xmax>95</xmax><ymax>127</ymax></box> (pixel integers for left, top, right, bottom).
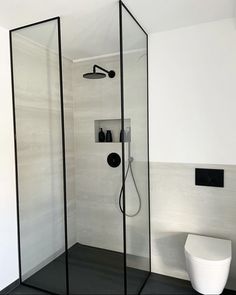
<box><xmin>93</xmin><ymin>65</ymin><xmax>110</xmax><ymax>74</ymax></box>
<box><xmin>83</xmin><ymin>65</ymin><xmax>115</xmax><ymax>79</ymax></box>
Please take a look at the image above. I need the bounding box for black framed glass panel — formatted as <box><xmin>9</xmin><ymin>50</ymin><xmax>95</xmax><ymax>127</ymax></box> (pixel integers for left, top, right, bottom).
<box><xmin>120</xmin><ymin>2</ymin><xmax>151</xmax><ymax>294</ymax></box>
<box><xmin>10</xmin><ymin>18</ymin><xmax>68</xmax><ymax>295</ymax></box>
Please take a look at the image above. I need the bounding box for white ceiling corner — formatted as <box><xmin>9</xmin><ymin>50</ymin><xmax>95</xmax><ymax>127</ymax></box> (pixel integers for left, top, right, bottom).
<box><xmin>0</xmin><ymin>0</ymin><xmax>235</xmax><ymax>60</ymax></box>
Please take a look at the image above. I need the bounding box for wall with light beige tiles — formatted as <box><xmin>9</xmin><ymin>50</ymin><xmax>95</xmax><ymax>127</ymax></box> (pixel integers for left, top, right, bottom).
<box><xmin>12</xmin><ymin>33</ymin><xmax>76</xmax><ymax>279</ymax></box>
<box><xmin>72</xmin><ymin>55</ymin><xmax>124</xmax><ymax>252</ymax></box>
<box><xmin>72</xmin><ymin>51</ymin><xmax>150</xmax><ymax>272</ymax></box>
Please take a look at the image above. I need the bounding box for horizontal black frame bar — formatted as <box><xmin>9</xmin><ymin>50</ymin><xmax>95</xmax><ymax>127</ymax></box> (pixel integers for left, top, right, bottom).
<box><xmin>120</xmin><ymin>1</ymin><xmax>148</xmax><ymax>36</ymax></box>
<box><xmin>10</xmin><ymin>16</ymin><xmax>60</xmax><ymax>32</ymax></box>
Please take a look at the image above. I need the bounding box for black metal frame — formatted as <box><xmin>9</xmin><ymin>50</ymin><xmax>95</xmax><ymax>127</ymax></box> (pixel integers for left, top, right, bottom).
<box><xmin>119</xmin><ymin>2</ymin><xmax>127</xmax><ymax>294</ymax></box>
<box><xmin>119</xmin><ymin>1</ymin><xmax>151</xmax><ymax>295</ymax></box>
<box><xmin>10</xmin><ymin>2</ymin><xmax>151</xmax><ymax>295</ymax></box>
<box><xmin>93</xmin><ymin>65</ymin><xmax>116</xmax><ymax>78</ymax></box>
<box><xmin>9</xmin><ymin>16</ymin><xmax>69</xmax><ymax>295</ymax></box>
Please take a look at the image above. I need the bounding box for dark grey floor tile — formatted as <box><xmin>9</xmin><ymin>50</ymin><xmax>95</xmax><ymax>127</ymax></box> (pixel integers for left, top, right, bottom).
<box><xmin>141</xmin><ymin>274</ymin><xmax>197</xmax><ymax>295</ymax></box>
<box><xmin>8</xmin><ymin>245</ymin><xmax>236</xmax><ymax>295</ymax></box>
<box><xmin>9</xmin><ymin>278</ymin><xmax>236</xmax><ymax>295</ymax></box>
<box><xmin>7</xmin><ymin>285</ymin><xmax>46</xmax><ymax>294</ymax></box>
<box><xmin>22</xmin><ymin>243</ymin><xmax>146</xmax><ymax>294</ymax></box>
<box><xmin>142</xmin><ymin>273</ymin><xmax>236</xmax><ymax>295</ymax></box>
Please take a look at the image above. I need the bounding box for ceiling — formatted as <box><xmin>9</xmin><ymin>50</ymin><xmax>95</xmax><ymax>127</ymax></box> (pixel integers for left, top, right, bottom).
<box><xmin>0</xmin><ymin>0</ymin><xmax>235</xmax><ymax>60</ymax></box>
<box><xmin>125</xmin><ymin>0</ymin><xmax>236</xmax><ymax>32</ymax></box>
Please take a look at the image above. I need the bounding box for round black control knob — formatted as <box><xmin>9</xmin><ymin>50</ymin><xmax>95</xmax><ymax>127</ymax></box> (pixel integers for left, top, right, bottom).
<box><xmin>107</xmin><ymin>153</ymin><xmax>121</xmax><ymax>168</ymax></box>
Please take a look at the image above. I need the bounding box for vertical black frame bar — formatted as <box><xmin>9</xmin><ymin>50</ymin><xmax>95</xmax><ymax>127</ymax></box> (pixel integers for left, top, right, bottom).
<box><xmin>147</xmin><ymin>28</ymin><xmax>152</xmax><ymax>276</ymax></box>
<box><xmin>9</xmin><ymin>23</ymin><xmax>22</xmax><ymax>288</ymax></box>
<box><xmin>9</xmin><ymin>16</ymin><xmax>69</xmax><ymax>295</ymax></box>
<box><xmin>119</xmin><ymin>1</ymin><xmax>151</xmax><ymax>294</ymax></box>
<box><xmin>119</xmin><ymin>1</ymin><xmax>127</xmax><ymax>294</ymax></box>
<box><xmin>57</xmin><ymin>17</ymin><xmax>70</xmax><ymax>295</ymax></box>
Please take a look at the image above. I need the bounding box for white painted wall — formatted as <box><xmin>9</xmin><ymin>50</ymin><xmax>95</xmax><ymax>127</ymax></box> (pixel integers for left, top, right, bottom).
<box><xmin>0</xmin><ymin>26</ymin><xmax>19</xmax><ymax>290</ymax></box>
<box><xmin>149</xmin><ymin>18</ymin><xmax>236</xmax><ymax>291</ymax></box>
<box><xmin>149</xmin><ymin>18</ymin><xmax>236</xmax><ymax>165</ymax></box>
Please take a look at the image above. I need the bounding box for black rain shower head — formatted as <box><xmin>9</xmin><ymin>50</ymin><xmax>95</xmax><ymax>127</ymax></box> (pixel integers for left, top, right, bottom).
<box><xmin>83</xmin><ymin>72</ymin><xmax>106</xmax><ymax>79</ymax></box>
<box><xmin>83</xmin><ymin>65</ymin><xmax>116</xmax><ymax>79</ymax></box>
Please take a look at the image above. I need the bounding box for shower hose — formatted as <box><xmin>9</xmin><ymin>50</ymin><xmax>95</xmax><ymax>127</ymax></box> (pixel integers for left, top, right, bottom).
<box><xmin>119</xmin><ymin>157</ymin><xmax>142</xmax><ymax>217</ymax></box>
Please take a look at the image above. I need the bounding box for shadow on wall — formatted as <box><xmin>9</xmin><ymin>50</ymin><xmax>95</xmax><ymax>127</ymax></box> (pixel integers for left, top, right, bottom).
<box><xmin>153</xmin><ymin>232</ymin><xmax>189</xmax><ymax>278</ymax></box>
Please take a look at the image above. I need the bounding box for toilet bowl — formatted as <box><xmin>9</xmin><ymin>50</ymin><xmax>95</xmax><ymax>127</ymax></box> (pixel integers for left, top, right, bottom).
<box><xmin>185</xmin><ymin>234</ymin><xmax>231</xmax><ymax>295</ymax></box>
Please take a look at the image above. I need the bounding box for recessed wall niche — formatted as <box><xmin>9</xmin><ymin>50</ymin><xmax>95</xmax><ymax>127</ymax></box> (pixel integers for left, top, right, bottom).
<box><xmin>94</xmin><ymin>118</ymin><xmax>131</xmax><ymax>143</ymax></box>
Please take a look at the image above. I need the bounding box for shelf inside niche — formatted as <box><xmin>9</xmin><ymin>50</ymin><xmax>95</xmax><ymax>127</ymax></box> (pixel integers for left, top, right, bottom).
<box><xmin>94</xmin><ymin>118</ymin><xmax>131</xmax><ymax>143</ymax></box>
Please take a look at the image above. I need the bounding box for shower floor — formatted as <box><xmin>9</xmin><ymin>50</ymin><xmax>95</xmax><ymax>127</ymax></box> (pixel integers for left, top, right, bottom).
<box><xmin>21</xmin><ymin>243</ymin><xmax>148</xmax><ymax>295</ymax></box>
<box><xmin>9</xmin><ymin>273</ymin><xmax>236</xmax><ymax>294</ymax></box>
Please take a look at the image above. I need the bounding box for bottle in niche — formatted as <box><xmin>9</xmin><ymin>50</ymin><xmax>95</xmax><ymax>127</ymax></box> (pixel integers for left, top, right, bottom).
<box><xmin>126</xmin><ymin>127</ymin><xmax>131</xmax><ymax>142</ymax></box>
<box><xmin>106</xmin><ymin>130</ymin><xmax>113</xmax><ymax>142</ymax></box>
<box><xmin>120</xmin><ymin>129</ymin><xmax>126</xmax><ymax>142</ymax></box>
<box><xmin>98</xmin><ymin>128</ymin><xmax>105</xmax><ymax>142</ymax></box>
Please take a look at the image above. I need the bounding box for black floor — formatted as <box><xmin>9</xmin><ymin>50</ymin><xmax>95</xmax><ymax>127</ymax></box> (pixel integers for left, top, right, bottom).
<box><xmin>8</xmin><ymin>273</ymin><xmax>236</xmax><ymax>294</ymax></box>
<box><xmin>7</xmin><ymin>244</ymin><xmax>236</xmax><ymax>295</ymax></box>
<box><xmin>8</xmin><ymin>244</ymin><xmax>148</xmax><ymax>295</ymax></box>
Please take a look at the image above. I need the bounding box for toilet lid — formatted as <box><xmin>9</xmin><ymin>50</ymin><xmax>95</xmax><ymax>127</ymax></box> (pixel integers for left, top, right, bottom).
<box><xmin>185</xmin><ymin>234</ymin><xmax>231</xmax><ymax>261</ymax></box>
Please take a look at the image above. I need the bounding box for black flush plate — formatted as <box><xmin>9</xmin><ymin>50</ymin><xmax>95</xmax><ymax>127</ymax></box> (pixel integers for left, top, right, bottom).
<box><xmin>195</xmin><ymin>168</ymin><xmax>224</xmax><ymax>187</ymax></box>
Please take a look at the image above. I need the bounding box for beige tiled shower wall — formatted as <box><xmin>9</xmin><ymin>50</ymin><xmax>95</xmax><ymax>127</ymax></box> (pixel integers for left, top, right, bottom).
<box><xmin>72</xmin><ymin>52</ymin><xmax>150</xmax><ymax>265</ymax></box>
<box><xmin>13</xmin><ymin>34</ymin><xmax>76</xmax><ymax>278</ymax></box>
<box><xmin>72</xmin><ymin>56</ymin><xmax>124</xmax><ymax>252</ymax></box>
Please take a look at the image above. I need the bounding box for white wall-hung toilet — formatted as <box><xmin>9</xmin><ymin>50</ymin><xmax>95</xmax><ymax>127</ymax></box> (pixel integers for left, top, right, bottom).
<box><xmin>185</xmin><ymin>234</ymin><xmax>232</xmax><ymax>295</ymax></box>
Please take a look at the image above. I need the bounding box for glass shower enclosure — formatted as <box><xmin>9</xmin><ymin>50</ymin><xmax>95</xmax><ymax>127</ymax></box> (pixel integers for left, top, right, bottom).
<box><xmin>10</xmin><ymin>1</ymin><xmax>150</xmax><ymax>294</ymax></box>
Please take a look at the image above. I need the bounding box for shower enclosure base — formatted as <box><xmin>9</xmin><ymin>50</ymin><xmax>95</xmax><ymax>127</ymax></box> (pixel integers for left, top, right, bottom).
<box><xmin>23</xmin><ymin>243</ymin><xmax>148</xmax><ymax>294</ymax></box>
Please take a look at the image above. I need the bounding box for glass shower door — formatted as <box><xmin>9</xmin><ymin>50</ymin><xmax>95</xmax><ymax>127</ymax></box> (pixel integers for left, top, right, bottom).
<box><xmin>10</xmin><ymin>18</ymin><xmax>68</xmax><ymax>295</ymax></box>
<box><xmin>120</xmin><ymin>2</ymin><xmax>151</xmax><ymax>294</ymax></box>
